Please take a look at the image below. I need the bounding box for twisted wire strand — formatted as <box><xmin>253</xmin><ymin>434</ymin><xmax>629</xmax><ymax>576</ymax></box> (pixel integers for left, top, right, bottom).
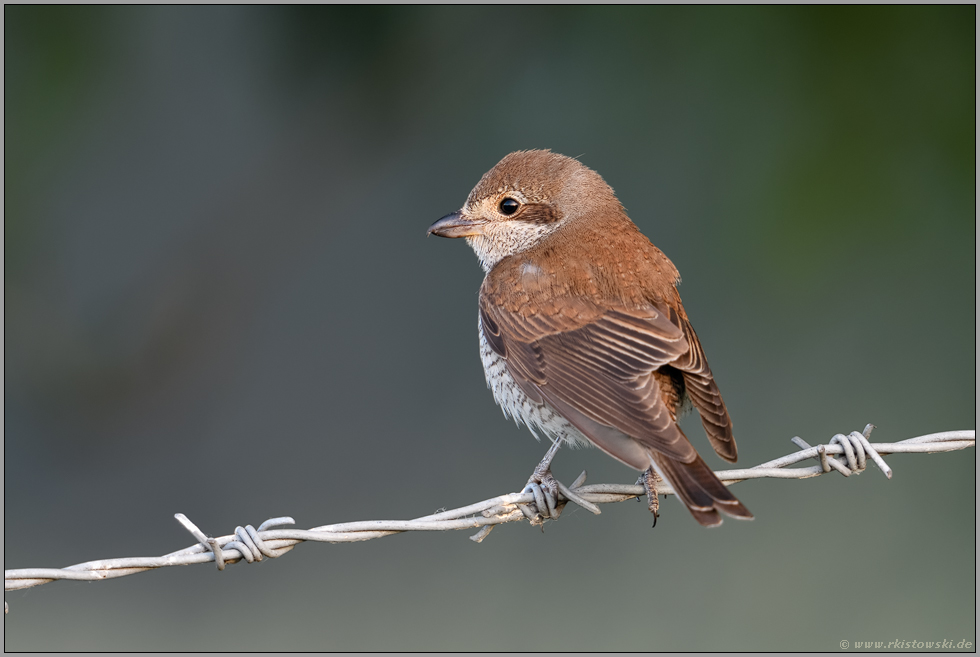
<box><xmin>4</xmin><ymin>426</ymin><xmax>974</xmax><ymax>602</ymax></box>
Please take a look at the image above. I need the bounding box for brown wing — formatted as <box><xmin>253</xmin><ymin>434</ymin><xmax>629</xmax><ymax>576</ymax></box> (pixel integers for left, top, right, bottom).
<box><xmin>670</xmin><ymin>318</ymin><xmax>738</xmax><ymax>462</ymax></box>
<box><xmin>479</xmin><ymin>292</ymin><xmax>751</xmax><ymax>526</ymax></box>
<box><xmin>481</xmin><ymin>298</ymin><xmax>696</xmax><ymax>463</ymax></box>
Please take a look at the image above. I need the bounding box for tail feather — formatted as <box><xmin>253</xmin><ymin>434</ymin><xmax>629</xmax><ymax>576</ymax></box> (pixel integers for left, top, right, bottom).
<box><xmin>650</xmin><ymin>450</ymin><xmax>753</xmax><ymax>527</ymax></box>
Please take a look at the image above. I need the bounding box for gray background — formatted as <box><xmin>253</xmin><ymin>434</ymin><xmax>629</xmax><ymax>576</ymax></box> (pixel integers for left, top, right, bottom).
<box><xmin>5</xmin><ymin>6</ymin><xmax>975</xmax><ymax>651</ymax></box>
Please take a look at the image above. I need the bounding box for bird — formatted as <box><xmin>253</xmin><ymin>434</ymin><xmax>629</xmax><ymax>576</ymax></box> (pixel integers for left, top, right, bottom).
<box><xmin>428</xmin><ymin>150</ymin><xmax>752</xmax><ymax>527</ymax></box>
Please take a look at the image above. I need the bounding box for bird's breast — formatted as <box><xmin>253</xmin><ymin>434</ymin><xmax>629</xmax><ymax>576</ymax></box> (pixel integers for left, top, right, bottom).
<box><xmin>477</xmin><ymin>313</ymin><xmax>591</xmax><ymax>448</ymax></box>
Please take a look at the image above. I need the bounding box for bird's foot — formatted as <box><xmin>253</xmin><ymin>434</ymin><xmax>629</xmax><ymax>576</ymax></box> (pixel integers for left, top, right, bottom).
<box><xmin>517</xmin><ymin>439</ymin><xmax>602</xmax><ymax>526</ymax></box>
<box><xmin>638</xmin><ymin>467</ymin><xmax>662</xmax><ymax>527</ymax></box>
<box><xmin>518</xmin><ymin>467</ymin><xmax>601</xmax><ymax>526</ymax></box>
<box><xmin>520</xmin><ymin>466</ymin><xmax>563</xmax><ymax>526</ymax></box>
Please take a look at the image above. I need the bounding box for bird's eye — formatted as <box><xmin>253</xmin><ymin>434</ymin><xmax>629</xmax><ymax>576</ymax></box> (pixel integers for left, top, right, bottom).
<box><xmin>499</xmin><ymin>198</ymin><xmax>520</xmax><ymax>216</ymax></box>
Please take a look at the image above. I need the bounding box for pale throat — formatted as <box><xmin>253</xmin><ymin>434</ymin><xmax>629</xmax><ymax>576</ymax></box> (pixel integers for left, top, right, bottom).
<box><xmin>464</xmin><ymin>221</ymin><xmax>562</xmax><ymax>272</ymax></box>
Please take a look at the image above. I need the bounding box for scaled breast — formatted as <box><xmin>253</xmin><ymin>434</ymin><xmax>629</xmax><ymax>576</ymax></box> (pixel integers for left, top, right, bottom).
<box><xmin>477</xmin><ymin>313</ymin><xmax>591</xmax><ymax>448</ymax></box>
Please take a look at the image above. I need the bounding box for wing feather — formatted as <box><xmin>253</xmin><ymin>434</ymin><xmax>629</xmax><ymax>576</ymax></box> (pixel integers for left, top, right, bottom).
<box><xmin>478</xmin><ymin>281</ymin><xmax>749</xmax><ymax>524</ymax></box>
<box><xmin>480</xmin><ymin>296</ymin><xmax>696</xmax><ymax>462</ymax></box>
<box><xmin>670</xmin><ymin>319</ymin><xmax>738</xmax><ymax>462</ymax></box>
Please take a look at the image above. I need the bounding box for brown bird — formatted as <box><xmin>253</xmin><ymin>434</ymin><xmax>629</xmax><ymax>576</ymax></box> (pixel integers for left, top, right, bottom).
<box><xmin>428</xmin><ymin>150</ymin><xmax>752</xmax><ymax>526</ymax></box>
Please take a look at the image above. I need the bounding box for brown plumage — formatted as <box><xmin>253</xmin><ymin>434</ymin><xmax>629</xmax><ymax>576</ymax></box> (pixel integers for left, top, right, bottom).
<box><xmin>429</xmin><ymin>150</ymin><xmax>751</xmax><ymax>526</ymax></box>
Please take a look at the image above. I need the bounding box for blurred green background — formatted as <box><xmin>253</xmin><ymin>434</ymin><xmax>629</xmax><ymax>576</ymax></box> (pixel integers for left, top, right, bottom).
<box><xmin>4</xmin><ymin>6</ymin><xmax>975</xmax><ymax>651</ymax></box>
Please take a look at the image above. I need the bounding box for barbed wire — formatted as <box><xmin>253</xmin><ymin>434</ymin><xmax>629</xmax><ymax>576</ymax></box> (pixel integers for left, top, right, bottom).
<box><xmin>4</xmin><ymin>425</ymin><xmax>974</xmax><ymax>609</ymax></box>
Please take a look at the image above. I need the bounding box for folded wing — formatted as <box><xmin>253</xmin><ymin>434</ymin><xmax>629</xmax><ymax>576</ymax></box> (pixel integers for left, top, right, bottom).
<box><xmin>479</xmin><ymin>293</ymin><xmax>750</xmax><ymax>526</ymax></box>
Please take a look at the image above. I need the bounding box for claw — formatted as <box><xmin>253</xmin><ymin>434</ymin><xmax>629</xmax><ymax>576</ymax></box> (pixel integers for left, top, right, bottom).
<box><xmin>518</xmin><ymin>438</ymin><xmax>599</xmax><ymax>524</ymax></box>
<box><xmin>639</xmin><ymin>468</ymin><xmax>662</xmax><ymax>525</ymax></box>
<box><xmin>521</xmin><ymin>470</ymin><xmax>564</xmax><ymax>523</ymax></box>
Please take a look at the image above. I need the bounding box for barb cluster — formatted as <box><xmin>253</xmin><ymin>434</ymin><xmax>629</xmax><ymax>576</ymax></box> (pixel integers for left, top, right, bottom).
<box><xmin>4</xmin><ymin>426</ymin><xmax>974</xmax><ymax>606</ymax></box>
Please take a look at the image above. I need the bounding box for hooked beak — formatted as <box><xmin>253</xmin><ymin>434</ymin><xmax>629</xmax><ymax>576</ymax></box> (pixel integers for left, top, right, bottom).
<box><xmin>427</xmin><ymin>211</ymin><xmax>486</xmax><ymax>238</ymax></box>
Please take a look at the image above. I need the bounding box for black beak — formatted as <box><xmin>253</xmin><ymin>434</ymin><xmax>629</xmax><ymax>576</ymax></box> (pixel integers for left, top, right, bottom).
<box><xmin>427</xmin><ymin>211</ymin><xmax>486</xmax><ymax>238</ymax></box>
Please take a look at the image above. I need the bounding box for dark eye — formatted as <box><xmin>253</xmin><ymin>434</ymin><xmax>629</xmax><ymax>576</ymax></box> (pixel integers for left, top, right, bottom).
<box><xmin>499</xmin><ymin>198</ymin><xmax>520</xmax><ymax>215</ymax></box>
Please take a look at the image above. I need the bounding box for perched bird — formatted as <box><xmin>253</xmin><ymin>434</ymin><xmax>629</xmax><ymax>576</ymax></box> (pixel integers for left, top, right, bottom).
<box><xmin>428</xmin><ymin>150</ymin><xmax>751</xmax><ymax>527</ymax></box>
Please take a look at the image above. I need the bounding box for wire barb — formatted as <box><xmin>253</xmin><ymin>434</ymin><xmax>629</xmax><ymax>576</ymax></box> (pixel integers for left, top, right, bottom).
<box><xmin>4</xmin><ymin>427</ymin><xmax>974</xmax><ymax>606</ymax></box>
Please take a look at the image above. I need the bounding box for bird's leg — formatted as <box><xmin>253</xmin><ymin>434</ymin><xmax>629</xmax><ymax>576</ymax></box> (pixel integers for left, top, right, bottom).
<box><xmin>519</xmin><ymin>438</ymin><xmax>565</xmax><ymax>524</ymax></box>
<box><xmin>638</xmin><ymin>467</ymin><xmax>662</xmax><ymax>525</ymax></box>
<box><xmin>530</xmin><ymin>437</ymin><xmax>563</xmax><ymax>485</ymax></box>
<box><xmin>517</xmin><ymin>436</ymin><xmax>602</xmax><ymax>525</ymax></box>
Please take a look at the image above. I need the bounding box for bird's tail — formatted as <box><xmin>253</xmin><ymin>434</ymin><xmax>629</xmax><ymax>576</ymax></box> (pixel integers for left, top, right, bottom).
<box><xmin>650</xmin><ymin>450</ymin><xmax>753</xmax><ymax>527</ymax></box>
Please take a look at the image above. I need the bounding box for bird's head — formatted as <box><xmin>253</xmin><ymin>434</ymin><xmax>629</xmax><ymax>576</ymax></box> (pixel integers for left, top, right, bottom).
<box><xmin>428</xmin><ymin>150</ymin><xmax>623</xmax><ymax>271</ymax></box>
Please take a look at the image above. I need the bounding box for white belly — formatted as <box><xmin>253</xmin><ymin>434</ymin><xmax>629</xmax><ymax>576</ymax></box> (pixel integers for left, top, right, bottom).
<box><xmin>478</xmin><ymin>314</ymin><xmax>592</xmax><ymax>448</ymax></box>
